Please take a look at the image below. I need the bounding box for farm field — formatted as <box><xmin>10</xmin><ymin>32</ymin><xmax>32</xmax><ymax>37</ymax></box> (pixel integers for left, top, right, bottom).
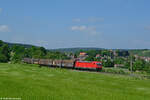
<box><xmin>0</xmin><ymin>63</ymin><xmax>150</xmax><ymax>100</ymax></box>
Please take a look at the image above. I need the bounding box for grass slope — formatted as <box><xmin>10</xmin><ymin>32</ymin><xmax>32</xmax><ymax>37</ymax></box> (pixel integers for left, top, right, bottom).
<box><xmin>0</xmin><ymin>63</ymin><xmax>150</xmax><ymax>100</ymax></box>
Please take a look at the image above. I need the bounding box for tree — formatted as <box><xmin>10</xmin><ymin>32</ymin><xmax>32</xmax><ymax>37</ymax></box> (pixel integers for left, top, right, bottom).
<box><xmin>101</xmin><ymin>50</ymin><xmax>110</xmax><ymax>56</ymax></box>
<box><xmin>45</xmin><ymin>51</ymin><xmax>69</xmax><ymax>60</ymax></box>
<box><xmin>115</xmin><ymin>50</ymin><xmax>129</xmax><ymax>57</ymax></box>
<box><xmin>114</xmin><ymin>57</ymin><xmax>125</xmax><ymax>64</ymax></box>
<box><xmin>40</xmin><ymin>47</ymin><xmax>47</xmax><ymax>56</ymax></box>
<box><xmin>0</xmin><ymin>44</ymin><xmax>10</xmax><ymax>62</ymax></box>
<box><xmin>85</xmin><ymin>56</ymin><xmax>94</xmax><ymax>61</ymax></box>
<box><xmin>132</xmin><ymin>59</ymin><xmax>145</xmax><ymax>71</ymax></box>
<box><xmin>102</xmin><ymin>59</ymin><xmax>114</xmax><ymax>67</ymax></box>
<box><xmin>26</xmin><ymin>46</ymin><xmax>47</xmax><ymax>59</ymax></box>
<box><xmin>0</xmin><ymin>40</ymin><xmax>4</xmax><ymax>47</ymax></box>
<box><xmin>10</xmin><ymin>45</ymin><xmax>26</xmax><ymax>63</ymax></box>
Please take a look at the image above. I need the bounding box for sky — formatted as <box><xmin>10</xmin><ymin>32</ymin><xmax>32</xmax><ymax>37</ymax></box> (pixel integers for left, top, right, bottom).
<box><xmin>0</xmin><ymin>0</ymin><xmax>150</xmax><ymax>49</ymax></box>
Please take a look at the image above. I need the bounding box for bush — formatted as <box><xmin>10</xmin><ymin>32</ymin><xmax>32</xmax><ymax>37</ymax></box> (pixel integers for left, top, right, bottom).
<box><xmin>101</xmin><ymin>68</ymin><xmax>127</xmax><ymax>74</ymax></box>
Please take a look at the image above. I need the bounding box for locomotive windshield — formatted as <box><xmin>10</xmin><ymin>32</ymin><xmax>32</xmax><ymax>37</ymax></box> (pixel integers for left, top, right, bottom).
<box><xmin>96</xmin><ymin>63</ymin><xmax>102</xmax><ymax>66</ymax></box>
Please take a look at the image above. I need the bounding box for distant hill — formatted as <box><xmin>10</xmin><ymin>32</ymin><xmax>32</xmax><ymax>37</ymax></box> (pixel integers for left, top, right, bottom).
<box><xmin>50</xmin><ymin>48</ymin><xmax>150</xmax><ymax>57</ymax></box>
<box><xmin>129</xmin><ymin>49</ymin><xmax>150</xmax><ymax>57</ymax></box>
<box><xmin>5</xmin><ymin>42</ymin><xmax>35</xmax><ymax>48</ymax></box>
<box><xmin>49</xmin><ymin>47</ymin><xmax>105</xmax><ymax>53</ymax></box>
<box><xmin>2</xmin><ymin>40</ymin><xmax>150</xmax><ymax>57</ymax></box>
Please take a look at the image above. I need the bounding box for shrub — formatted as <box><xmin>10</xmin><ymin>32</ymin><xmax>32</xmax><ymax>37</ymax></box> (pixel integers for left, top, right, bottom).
<box><xmin>101</xmin><ymin>68</ymin><xmax>127</xmax><ymax>74</ymax></box>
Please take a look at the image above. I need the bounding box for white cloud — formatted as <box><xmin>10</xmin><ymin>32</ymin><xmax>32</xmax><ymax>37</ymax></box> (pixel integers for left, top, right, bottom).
<box><xmin>71</xmin><ymin>25</ymin><xmax>87</xmax><ymax>31</ymax></box>
<box><xmin>0</xmin><ymin>8</ymin><xmax>2</xmax><ymax>14</ymax></box>
<box><xmin>0</xmin><ymin>25</ymin><xmax>10</xmax><ymax>32</ymax></box>
<box><xmin>71</xmin><ymin>17</ymin><xmax>104</xmax><ymax>35</ymax></box>
<box><xmin>71</xmin><ymin>25</ymin><xmax>99</xmax><ymax>35</ymax></box>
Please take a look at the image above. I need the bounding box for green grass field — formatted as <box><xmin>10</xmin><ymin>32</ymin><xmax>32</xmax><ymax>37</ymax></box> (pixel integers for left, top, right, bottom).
<box><xmin>0</xmin><ymin>63</ymin><xmax>150</xmax><ymax>100</ymax></box>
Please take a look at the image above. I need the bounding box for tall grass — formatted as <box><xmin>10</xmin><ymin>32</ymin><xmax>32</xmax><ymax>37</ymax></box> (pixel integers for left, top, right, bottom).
<box><xmin>0</xmin><ymin>63</ymin><xmax>150</xmax><ymax>100</ymax></box>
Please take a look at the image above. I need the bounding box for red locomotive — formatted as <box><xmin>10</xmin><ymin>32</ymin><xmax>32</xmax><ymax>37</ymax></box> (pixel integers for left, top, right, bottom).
<box><xmin>75</xmin><ymin>61</ymin><xmax>102</xmax><ymax>70</ymax></box>
<box><xmin>23</xmin><ymin>58</ymin><xmax>102</xmax><ymax>71</ymax></box>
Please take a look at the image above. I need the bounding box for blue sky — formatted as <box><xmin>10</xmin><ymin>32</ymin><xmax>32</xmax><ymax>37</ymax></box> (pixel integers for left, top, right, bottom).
<box><xmin>0</xmin><ymin>0</ymin><xmax>150</xmax><ymax>49</ymax></box>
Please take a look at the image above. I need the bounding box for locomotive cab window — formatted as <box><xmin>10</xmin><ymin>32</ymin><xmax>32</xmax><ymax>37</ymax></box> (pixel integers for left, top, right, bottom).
<box><xmin>96</xmin><ymin>63</ymin><xmax>102</xmax><ymax>66</ymax></box>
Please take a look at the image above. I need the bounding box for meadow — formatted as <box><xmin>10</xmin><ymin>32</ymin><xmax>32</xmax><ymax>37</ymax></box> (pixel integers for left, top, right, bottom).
<box><xmin>0</xmin><ymin>63</ymin><xmax>150</xmax><ymax>100</ymax></box>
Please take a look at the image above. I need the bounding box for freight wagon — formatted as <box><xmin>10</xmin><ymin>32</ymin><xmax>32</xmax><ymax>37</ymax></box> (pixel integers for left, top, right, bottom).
<box><xmin>23</xmin><ymin>58</ymin><xmax>102</xmax><ymax>71</ymax></box>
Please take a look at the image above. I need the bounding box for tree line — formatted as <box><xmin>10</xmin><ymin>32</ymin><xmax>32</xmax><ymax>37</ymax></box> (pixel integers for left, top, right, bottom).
<box><xmin>0</xmin><ymin>40</ymin><xmax>69</xmax><ymax>63</ymax></box>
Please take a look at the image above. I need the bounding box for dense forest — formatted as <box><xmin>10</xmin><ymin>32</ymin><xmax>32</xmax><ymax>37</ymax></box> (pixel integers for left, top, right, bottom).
<box><xmin>50</xmin><ymin>47</ymin><xmax>104</xmax><ymax>53</ymax></box>
<box><xmin>0</xmin><ymin>40</ymin><xmax>69</xmax><ymax>63</ymax></box>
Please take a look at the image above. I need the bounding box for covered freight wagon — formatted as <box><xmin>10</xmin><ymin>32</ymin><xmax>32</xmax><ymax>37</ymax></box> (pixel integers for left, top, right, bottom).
<box><xmin>23</xmin><ymin>58</ymin><xmax>102</xmax><ymax>71</ymax></box>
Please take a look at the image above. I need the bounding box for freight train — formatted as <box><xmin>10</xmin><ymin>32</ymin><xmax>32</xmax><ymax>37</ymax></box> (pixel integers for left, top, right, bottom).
<box><xmin>23</xmin><ymin>58</ymin><xmax>102</xmax><ymax>71</ymax></box>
